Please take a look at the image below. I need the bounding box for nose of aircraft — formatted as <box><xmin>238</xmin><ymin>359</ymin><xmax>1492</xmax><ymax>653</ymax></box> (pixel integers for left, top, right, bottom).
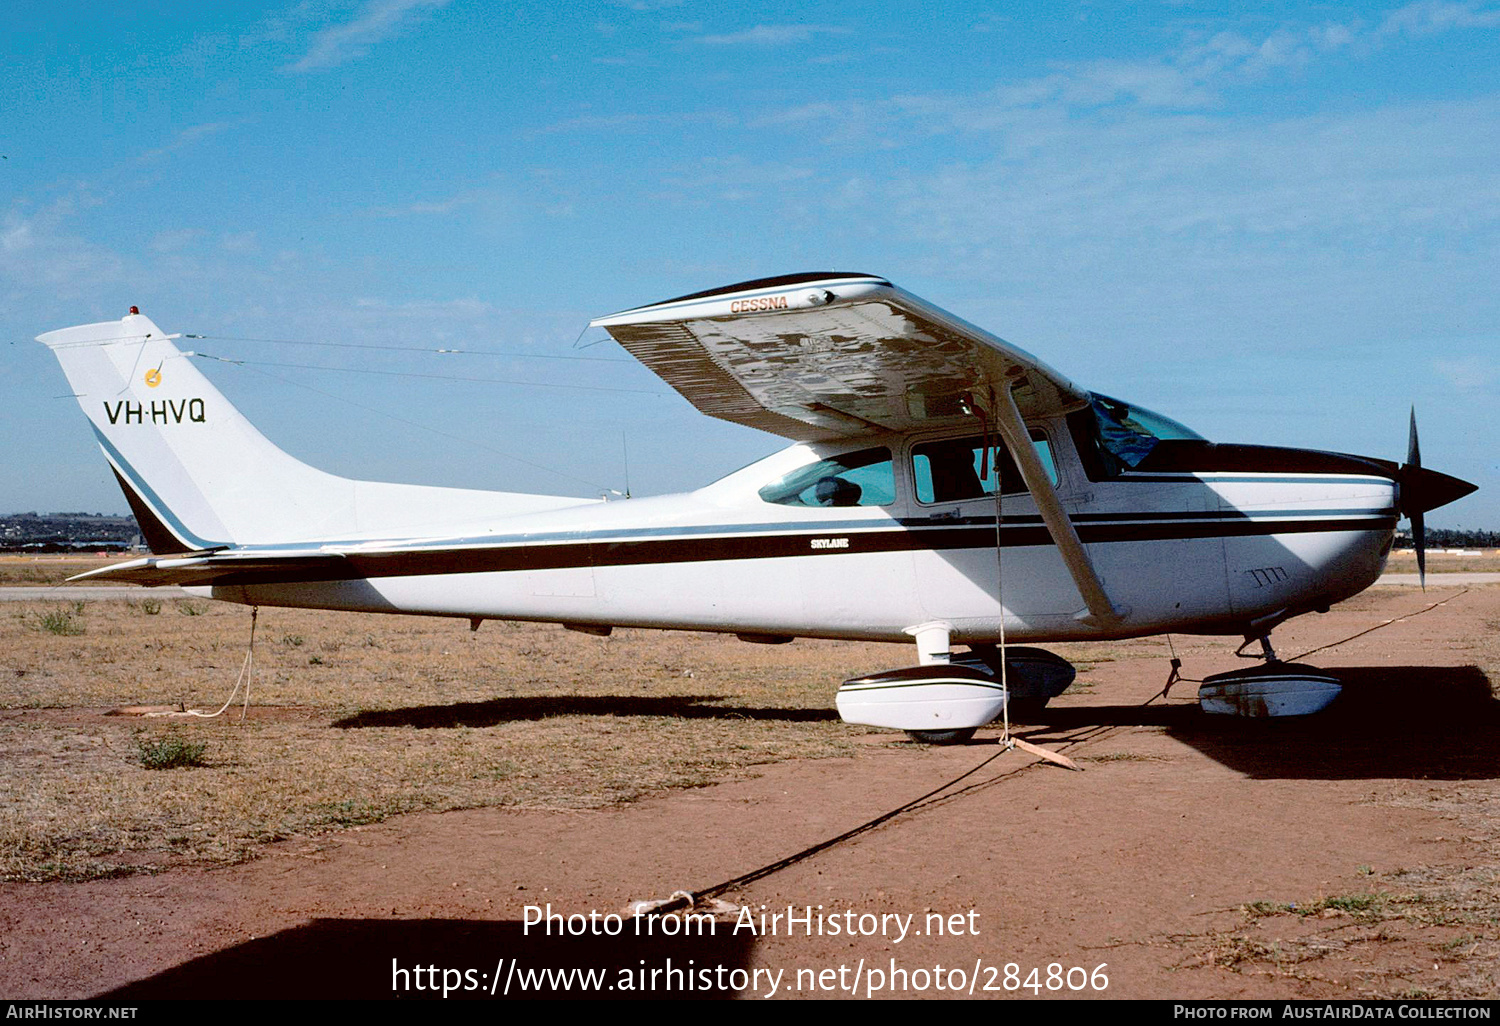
<box><xmin>1398</xmin><ymin>463</ymin><xmax>1477</xmax><ymax>516</ymax></box>
<box><xmin>1396</xmin><ymin>408</ymin><xmax>1476</xmax><ymax>517</ymax></box>
<box><xmin>1388</xmin><ymin>408</ymin><xmax>1477</xmax><ymax>589</ymax></box>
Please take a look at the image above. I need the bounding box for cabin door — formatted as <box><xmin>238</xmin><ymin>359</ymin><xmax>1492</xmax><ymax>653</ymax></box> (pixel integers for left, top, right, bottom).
<box><xmin>911</xmin><ymin>427</ymin><xmax>1086</xmax><ymax>625</ymax></box>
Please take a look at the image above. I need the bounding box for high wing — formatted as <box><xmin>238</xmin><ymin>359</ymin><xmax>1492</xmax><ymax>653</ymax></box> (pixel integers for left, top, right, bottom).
<box><xmin>593</xmin><ymin>273</ymin><xmax>1123</xmax><ymax>624</ymax></box>
<box><xmin>589</xmin><ymin>273</ymin><xmax>1090</xmax><ymax>441</ymax></box>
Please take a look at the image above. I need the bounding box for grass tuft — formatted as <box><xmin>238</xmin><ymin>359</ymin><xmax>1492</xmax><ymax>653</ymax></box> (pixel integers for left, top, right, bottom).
<box><xmin>136</xmin><ymin>734</ymin><xmax>209</xmax><ymax>770</ymax></box>
<box><xmin>1243</xmin><ymin>900</ymin><xmax>1293</xmax><ymax>919</ymax></box>
<box><xmin>1306</xmin><ymin>892</ymin><xmax>1385</xmax><ymax>917</ymax></box>
<box><xmin>32</xmin><ymin>607</ymin><xmax>86</xmax><ymax>636</ymax></box>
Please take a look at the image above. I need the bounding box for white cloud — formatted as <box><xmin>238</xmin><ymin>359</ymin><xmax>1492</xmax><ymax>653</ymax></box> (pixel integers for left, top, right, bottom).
<box><xmin>0</xmin><ymin>190</ymin><xmax>124</xmax><ymax>302</ymax></box>
<box><xmin>605</xmin><ymin>0</ymin><xmax>685</xmax><ymax>10</ymax></box>
<box><xmin>534</xmin><ymin>112</ymin><xmax>671</xmax><ymax>134</ymax></box>
<box><xmin>1434</xmin><ymin>357</ymin><xmax>1500</xmax><ymax>391</ymax></box>
<box><xmin>765</xmin><ymin>2</ymin><xmax>1496</xmax><ymax>141</ymax></box>
<box><xmin>365</xmin><ymin>182</ymin><xmax>508</xmax><ymax>218</ymax></box>
<box><xmin>151</xmin><ymin>229</ymin><xmax>206</xmax><ymax>253</ymax></box>
<box><xmin>748</xmin><ymin>102</ymin><xmax>842</xmax><ymax>128</ymax></box>
<box><xmin>659</xmin><ymin>156</ymin><xmax>816</xmax><ymax>203</ymax></box>
<box><xmin>221</xmin><ymin>231</ymin><xmax>259</xmax><ymax>254</ymax></box>
<box><xmin>1378</xmin><ymin>0</ymin><xmax>1500</xmax><ymax>38</ymax></box>
<box><xmin>1057</xmin><ymin>58</ymin><xmax>1218</xmax><ymax>109</ymax></box>
<box><xmin>531</xmin><ymin>110</ymin><xmax>734</xmax><ymax>136</ymax></box>
<box><xmin>693</xmin><ymin>24</ymin><xmax>851</xmax><ymax>46</ymax></box>
<box><xmin>887</xmin><ymin>96</ymin><xmax>1500</xmax><ymax>244</ymax></box>
<box><xmin>138</xmin><ymin>122</ymin><xmax>232</xmax><ymax>163</ymax></box>
<box><xmin>284</xmin><ymin>0</ymin><xmax>450</xmax><ymax>73</ymax></box>
<box><xmin>364</xmin><ymin>176</ymin><xmax>580</xmax><ymax>222</ymax></box>
<box><xmin>352</xmin><ymin>296</ymin><xmax>495</xmax><ymax>318</ymax></box>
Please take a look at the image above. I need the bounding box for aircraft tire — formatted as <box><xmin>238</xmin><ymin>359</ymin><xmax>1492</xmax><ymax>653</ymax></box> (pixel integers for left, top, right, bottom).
<box><xmin>904</xmin><ymin>728</ymin><xmax>978</xmax><ymax>745</ymax></box>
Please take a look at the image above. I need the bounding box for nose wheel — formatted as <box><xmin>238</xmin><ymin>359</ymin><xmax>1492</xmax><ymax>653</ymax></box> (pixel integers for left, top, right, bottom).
<box><xmin>1200</xmin><ymin>632</ymin><xmax>1341</xmax><ymax>717</ymax></box>
<box><xmin>1234</xmin><ymin>633</ymin><xmax>1280</xmax><ymax>663</ymax></box>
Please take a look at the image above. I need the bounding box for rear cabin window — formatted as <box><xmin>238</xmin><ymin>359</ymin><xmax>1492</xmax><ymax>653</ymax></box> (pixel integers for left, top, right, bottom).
<box><xmin>758</xmin><ymin>447</ymin><xmax>896</xmax><ymax>508</ymax></box>
<box><xmin>912</xmin><ymin>433</ymin><xmax>1056</xmax><ymax>504</ymax></box>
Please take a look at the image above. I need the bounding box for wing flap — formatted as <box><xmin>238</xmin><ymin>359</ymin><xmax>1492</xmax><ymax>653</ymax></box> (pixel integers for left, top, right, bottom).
<box><xmin>591</xmin><ymin>273</ymin><xmax>1089</xmax><ymax>440</ymax></box>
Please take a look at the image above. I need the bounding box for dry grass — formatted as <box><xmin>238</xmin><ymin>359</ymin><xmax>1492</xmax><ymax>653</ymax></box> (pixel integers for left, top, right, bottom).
<box><xmin>0</xmin><ymin>556</ymin><xmax>135</xmax><ymax>587</ymax></box>
<box><xmin>1385</xmin><ymin>550</ymin><xmax>1500</xmax><ymax>574</ymax></box>
<box><xmin>0</xmin><ymin>599</ymin><xmax>894</xmax><ymax>882</ymax></box>
<box><xmin>1197</xmin><ymin>884</ymin><xmax>1500</xmax><ymax>999</ymax></box>
<box><xmin>1186</xmin><ymin>790</ymin><xmax>1500</xmax><ymax>1000</ymax></box>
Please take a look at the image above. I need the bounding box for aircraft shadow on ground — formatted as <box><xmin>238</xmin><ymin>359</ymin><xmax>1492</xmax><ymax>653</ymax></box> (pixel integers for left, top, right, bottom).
<box><xmin>333</xmin><ymin>695</ymin><xmax>841</xmax><ymax>729</ymax></box>
<box><xmin>331</xmin><ymin>668</ymin><xmax>1496</xmax><ymax>779</ymax></box>
<box><xmin>99</xmin><ymin>917</ymin><xmax>756</xmax><ymax>1000</ymax></box>
<box><xmin>1032</xmin><ymin>665</ymin><xmax>1500</xmax><ymax>781</ymax></box>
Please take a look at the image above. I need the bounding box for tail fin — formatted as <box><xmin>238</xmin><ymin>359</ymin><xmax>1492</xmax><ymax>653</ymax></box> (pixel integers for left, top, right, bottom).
<box><xmin>38</xmin><ymin>311</ymin><xmax>590</xmax><ymax>551</ymax></box>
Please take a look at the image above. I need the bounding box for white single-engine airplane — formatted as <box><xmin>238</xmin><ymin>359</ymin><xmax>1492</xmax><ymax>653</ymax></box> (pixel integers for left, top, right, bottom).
<box><xmin>39</xmin><ymin>273</ymin><xmax>1475</xmax><ymax>738</ymax></box>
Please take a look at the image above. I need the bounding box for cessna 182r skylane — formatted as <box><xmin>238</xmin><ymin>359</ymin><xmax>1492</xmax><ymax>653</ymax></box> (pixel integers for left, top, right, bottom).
<box><xmin>39</xmin><ymin>273</ymin><xmax>1475</xmax><ymax>738</ymax></box>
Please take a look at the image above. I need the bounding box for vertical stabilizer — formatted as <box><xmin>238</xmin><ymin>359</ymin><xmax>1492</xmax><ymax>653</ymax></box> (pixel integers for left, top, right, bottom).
<box><xmin>39</xmin><ymin>313</ymin><xmax>367</xmax><ymax>548</ymax></box>
<box><xmin>38</xmin><ymin>312</ymin><xmax>591</xmax><ymax>550</ymax></box>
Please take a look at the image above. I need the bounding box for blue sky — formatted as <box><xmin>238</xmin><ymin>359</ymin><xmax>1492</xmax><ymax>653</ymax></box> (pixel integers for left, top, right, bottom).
<box><xmin>4</xmin><ymin>0</ymin><xmax>1498</xmax><ymax>527</ymax></box>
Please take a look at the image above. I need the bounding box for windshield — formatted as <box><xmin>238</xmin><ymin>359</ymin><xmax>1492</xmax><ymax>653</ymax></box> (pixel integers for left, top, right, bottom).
<box><xmin>1090</xmin><ymin>394</ymin><xmax>1203</xmax><ymax>472</ymax></box>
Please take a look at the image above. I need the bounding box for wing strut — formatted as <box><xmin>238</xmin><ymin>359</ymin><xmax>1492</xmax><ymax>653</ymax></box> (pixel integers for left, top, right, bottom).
<box><xmin>988</xmin><ymin>382</ymin><xmax>1126</xmax><ymax>626</ymax></box>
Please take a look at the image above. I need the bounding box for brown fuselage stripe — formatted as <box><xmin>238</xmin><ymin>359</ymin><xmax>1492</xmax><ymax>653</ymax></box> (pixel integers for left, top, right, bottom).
<box><xmin>202</xmin><ymin>516</ymin><xmax>1397</xmax><ymax>587</ymax></box>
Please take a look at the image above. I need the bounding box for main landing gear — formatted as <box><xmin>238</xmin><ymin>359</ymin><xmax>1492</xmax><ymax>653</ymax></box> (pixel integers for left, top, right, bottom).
<box><xmin>905</xmin><ymin>727</ymin><xmax>979</xmax><ymax>745</ymax></box>
<box><xmin>833</xmin><ymin>622</ymin><xmax>1079</xmax><ymax>744</ymax></box>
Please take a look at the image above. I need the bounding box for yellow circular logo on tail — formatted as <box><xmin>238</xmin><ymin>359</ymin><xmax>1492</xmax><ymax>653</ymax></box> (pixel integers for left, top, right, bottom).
<box><xmin>144</xmin><ymin>368</ymin><xmax>162</xmax><ymax>388</ymax></box>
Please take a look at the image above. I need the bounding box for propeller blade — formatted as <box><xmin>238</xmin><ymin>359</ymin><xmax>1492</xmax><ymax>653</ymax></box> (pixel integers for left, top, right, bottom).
<box><xmin>1407</xmin><ymin>407</ymin><xmax>1425</xmax><ymax>590</ymax></box>
<box><xmin>1369</xmin><ymin>407</ymin><xmax>1471</xmax><ymax>590</ymax></box>
<box><xmin>1412</xmin><ymin>509</ymin><xmax>1426</xmax><ymax>590</ymax></box>
<box><xmin>1408</xmin><ymin>405</ymin><xmax>1421</xmax><ymax>470</ymax></box>
<box><xmin>1395</xmin><ymin>408</ymin><xmax>1476</xmax><ymax>588</ymax></box>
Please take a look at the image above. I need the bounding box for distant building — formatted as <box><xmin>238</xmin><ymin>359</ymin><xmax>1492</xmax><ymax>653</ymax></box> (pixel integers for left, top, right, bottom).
<box><xmin>0</xmin><ymin>512</ymin><xmax>141</xmax><ymax>552</ymax></box>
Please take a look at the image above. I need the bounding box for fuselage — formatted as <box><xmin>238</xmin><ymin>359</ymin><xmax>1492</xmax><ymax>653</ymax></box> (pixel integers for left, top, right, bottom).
<box><xmin>200</xmin><ymin>402</ymin><xmax>1399</xmax><ymax>646</ymax></box>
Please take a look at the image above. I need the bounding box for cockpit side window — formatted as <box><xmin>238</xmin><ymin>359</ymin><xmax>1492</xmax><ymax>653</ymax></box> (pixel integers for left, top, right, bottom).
<box><xmin>758</xmin><ymin>447</ymin><xmax>896</xmax><ymax>508</ymax></box>
<box><xmin>1073</xmin><ymin>394</ymin><xmax>1205</xmax><ymax>477</ymax></box>
<box><xmin>911</xmin><ymin>432</ymin><xmax>1056</xmax><ymax>504</ymax></box>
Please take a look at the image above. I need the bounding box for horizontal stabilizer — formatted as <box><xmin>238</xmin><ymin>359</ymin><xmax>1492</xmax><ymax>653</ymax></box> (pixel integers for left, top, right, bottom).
<box><xmin>70</xmin><ymin>550</ymin><xmax>353</xmax><ymax>587</ymax></box>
